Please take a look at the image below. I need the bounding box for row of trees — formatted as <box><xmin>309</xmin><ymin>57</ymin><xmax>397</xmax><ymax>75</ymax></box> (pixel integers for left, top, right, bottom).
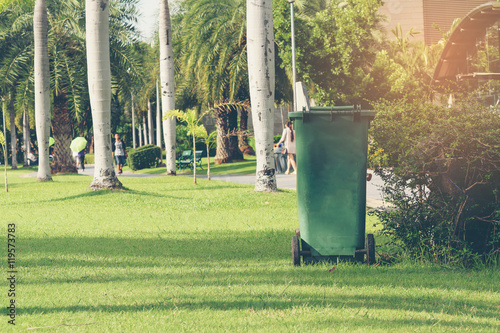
<box><xmin>0</xmin><ymin>0</ymin><xmax>143</xmax><ymax>176</ymax></box>
<box><xmin>0</xmin><ymin>0</ymin><xmax>282</xmax><ymax>191</ymax></box>
<box><xmin>0</xmin><ymin>0</ymin><xmax>465</xmax><ymax>192</ymax></box>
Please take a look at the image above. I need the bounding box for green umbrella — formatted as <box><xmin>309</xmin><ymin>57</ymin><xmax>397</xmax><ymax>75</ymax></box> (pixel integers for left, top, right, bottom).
<box><xmin>49</xmin><ymin>137</ymin><xmax>55</xmax><ymax>146</ymax></box>
<box><xmin>70</xmin><ymin>137</ymin><xmax>87</xmax><ymax>152</ymax></box>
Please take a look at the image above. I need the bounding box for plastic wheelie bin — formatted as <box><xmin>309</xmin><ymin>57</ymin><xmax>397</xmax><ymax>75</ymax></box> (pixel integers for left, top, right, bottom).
<box><xmin>289</xmin><ymin>106</ymin><xmax>376</xmax><ymax>265</ymax></box>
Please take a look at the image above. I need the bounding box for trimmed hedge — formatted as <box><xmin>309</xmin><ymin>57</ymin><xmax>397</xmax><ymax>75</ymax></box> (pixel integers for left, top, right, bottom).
<box><xmin>84</xmin><ymin>153</ymin><xmax>94</xmax><ymax>165</ymax></box>
<box><xmin>127</xmin><ymin>144</ymin><xmax>161</xmax><ymax>171</ymax></box>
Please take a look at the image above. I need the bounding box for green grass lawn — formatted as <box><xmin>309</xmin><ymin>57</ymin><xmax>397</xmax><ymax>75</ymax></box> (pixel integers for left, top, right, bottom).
<box><xmin>1</xmin><ymin>168</ymin><xmax>499</xmax><ymax>332</ymax></box>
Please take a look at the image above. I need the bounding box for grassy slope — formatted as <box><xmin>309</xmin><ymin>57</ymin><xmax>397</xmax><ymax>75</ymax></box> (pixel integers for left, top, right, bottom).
<box><xmin>1</xmin><ymin>168</ymin><xmax>499</xmax><ymax>332</ymax></box>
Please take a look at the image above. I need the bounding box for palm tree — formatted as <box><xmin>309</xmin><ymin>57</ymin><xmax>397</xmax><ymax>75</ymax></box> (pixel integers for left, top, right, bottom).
<box><xmin>178</xmin><ymin>0</ymin><xmax>249</xmax><ymax>163</ymax></box>
<box><xmin>159</xmin><ymin>0</ymin><xmax>176</xmax><ymax>175</ymax></box>
<box><xmin>207</xmin><ymin>100</ymin><xmax>249</xmax><ymax>164</ymax></box>
<box><xmin>33</xmin><ymin>0</ymin><xmax>52</xmax><ymax>181</ymax></box>
<box><xmin>46</xmin><ymin>0</ymin><xmax>89</xmax><ymax>174</ymax></box>
<box><xmin>86</xmin><ymin>0</ymin><xmax>121</xmax><ymax>189</ymax></box>
<box><xmin>247</xmin><ymin>0</ymin><xmax>277</xmax><ymax>192</ymax></box>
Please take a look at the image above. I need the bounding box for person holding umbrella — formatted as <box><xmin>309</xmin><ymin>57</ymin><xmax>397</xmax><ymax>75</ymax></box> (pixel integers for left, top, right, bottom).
<box><xmin>70</xmin><ymin>137</ymin><xmax>87</xmax><ymax>171</ymax></box>
<box><xmin>112</xmin><ymin>133</ymin><xmax>126</xmax><ymax>175</ymax></box>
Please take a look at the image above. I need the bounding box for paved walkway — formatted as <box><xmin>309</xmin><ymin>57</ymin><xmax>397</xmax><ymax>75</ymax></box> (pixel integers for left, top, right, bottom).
<box><xmin>27</xmin><ymin>165</ymin><xmax>386</xmax><ymax>208</ymax></box>
<box><xmin>198</xmin><ymin>173</ymin><xmax>386</xmax><ymax>208</ymax></box>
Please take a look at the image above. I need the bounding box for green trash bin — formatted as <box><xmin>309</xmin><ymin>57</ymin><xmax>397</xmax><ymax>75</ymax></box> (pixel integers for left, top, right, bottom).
<box><xmin>289</xmin><ymin>106</ymin><xmax>376</xmax><ymax>266</ymax></box>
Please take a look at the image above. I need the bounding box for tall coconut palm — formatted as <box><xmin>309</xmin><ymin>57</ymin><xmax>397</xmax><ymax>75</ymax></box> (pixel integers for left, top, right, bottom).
<box><xmin>33</xmin><ymin>0</ymin><xmax>52</xmax><ymax>181</ymax></box>
<box><xmin>86</xmin><ymin>0</ymin><xmax>121</xmax><ymax>189</ymax></box>
<box><xmin>178</xmin><ymin>0</ymin><xmax>250</xmax><ymax>163</ymax></box>
<box><xmin>159</xmin><ymin>0</ymin><xmax>176</xmax><ymax>175</ymax></box>
<box><xmin>247</xmin><ymin>0</ymin><xmax>277</xmax><ymax>192</ymax></box>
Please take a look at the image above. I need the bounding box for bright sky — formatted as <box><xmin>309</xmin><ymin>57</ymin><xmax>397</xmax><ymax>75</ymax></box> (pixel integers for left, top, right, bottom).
<box><xmin>135</xmin><ymin>0</ymin><xmax>160</xmax><ymax>40</ymax></box>
<box><xmin>136</xmin><ymin>0</ymin><xmax>181</xmax><ymax>40</ymax></box>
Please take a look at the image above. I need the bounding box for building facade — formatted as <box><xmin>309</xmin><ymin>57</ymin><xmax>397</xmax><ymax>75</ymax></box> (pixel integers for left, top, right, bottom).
<box><xmin>380</xmin><ymin>0</ymin><xmax>489</xmax><ymax>44</ymax></box>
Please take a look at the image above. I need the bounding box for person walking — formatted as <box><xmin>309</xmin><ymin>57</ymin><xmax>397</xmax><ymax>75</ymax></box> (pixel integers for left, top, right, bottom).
<box><xmin>277</xmin><ymin>120</ymin><xmax>297</xmax><ymax>175</ymax></box>
<box><xmin>112</xmin><ymin>133</ymin><xmax>127</xmax><ymax>175</ymax></box>
<box><xmin>77</xmin><ymin>149</ymin><xmax>86</xmax><ymax>171</ymax></box>
<box><xmin>72</xmin><ymin>151</ymin><xmax>80</xmax><ymax>168</ymax></box>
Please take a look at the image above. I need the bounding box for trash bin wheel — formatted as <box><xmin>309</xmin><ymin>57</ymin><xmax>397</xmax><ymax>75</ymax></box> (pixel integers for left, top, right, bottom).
<box><xmin>366</xmin><ymin>234</ymin><xmax>375</xmax><ymax>265</ymax></box>
<box><xmin>292</xmin><ymin>236</ymin><xmax>301</xmax><ymax>266</ymax></box>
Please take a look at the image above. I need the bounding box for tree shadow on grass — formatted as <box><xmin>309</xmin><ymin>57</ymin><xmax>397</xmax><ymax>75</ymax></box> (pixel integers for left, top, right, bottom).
<box><xmin>22</xmin><ymin>230</ymin><xmax>500</xmax><ymax>293</ymax></box>
<box><xmin>123</xmin><ymin>189</ymin><xmax>187</xmax><ymax>200</ymax></box>
<box><xmin>18</xmin><ymin>229</ymin><xmax>500</xmax><ymax>327</ymax></box>
<box><xmin>171</xmin><ymin>185</ymin><xmax>248</xmax><ymax>192</ymax></box>
<box><xmin>19</xmin><ymin>292</ymin><xmax>499</xmax><ymax>330</ymax></box>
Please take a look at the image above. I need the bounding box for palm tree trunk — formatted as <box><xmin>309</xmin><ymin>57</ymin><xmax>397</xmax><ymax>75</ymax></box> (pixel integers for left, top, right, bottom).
<box><xmin>86</xmin><ymin>0</ymin><xmax>121</xmax><ymax>190</ymax></box>
<box><xmin>148</xmin><ymin>99</ymin><xmax>154</xmax><ymax>145</ymax></box>
<box><xmin>2</xmin><ymin>99</ymin><xmax>6</xmax><ymax>145</ymax></box>
<box><xmin>131</xmin><ymin>93</ymin><xmax>136</xmax><ymax>149</ymax></box>
<box><xmin>22</xmin><ymin>109</ymin><xmax>30</xmax><ymax>166</ymax></box>
<box><xmin>214</xmin><ymin>107</ymin><xmax>231</xmax><ymax>164</ymax></box>
<box><xmin>160</xmin><ymin>0</ymin><xmax>176</xmax><ymax>175</ymax></box>
<box><xmin>156</xmin><ymin>80</ymin><xmax>162</xmax><ymax>150</ymax></box>
<box><xmin>192</xmin><ymin>132</ymin><xmax>196</xmax><ymax>184</ymax></box>
<box><xmin>156</xmin><ymin>80</ymin><xmax>162</xmax><ymax>163</ymax></box>
<box><xmin>206</xmin><ymin>142</ymin><xmax>211</xmax><ymax>181</ymax></box>
<box><xmin>138</xmin><ymin>123</ymin><xmax>143</xmax><ymax>147</ymax></box>
<box><xmin>51</xmin><ymin>92</ymin><xmax>77</xmax><ymax>174</ymax></box>
<box><xmin>9</xmin><ymin>94</ymin><xmax>17</xmax><ymax>170</ymax></box>
<box><xmin>247</xmin><ymin>0</ymin><xmax>277</xmax><ymax>192</ymax></box>
<box><xmin>143</xmin><ymin>114</ymin><xmax>148</xmax><ymax>144</ymax></box>
<box><xmin>2</xmin><ymin>147</ymin><xmax>7</xmax><ymax>192</ymax></box>
<box><xmin>228</xmin><ymin>105</ymin><xmax>243</xmax><ymax>160</ymax></box>
<box><xmin>239</xmin><ymin>107</ymin><xmax>248</xmax><ymax>147</ymax></box>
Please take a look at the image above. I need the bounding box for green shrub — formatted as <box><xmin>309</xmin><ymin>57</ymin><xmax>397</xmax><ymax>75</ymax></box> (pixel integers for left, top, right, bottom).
<box><xmin>84</xmin><ymin>153</ymin><xmax>94</xmax><ymax>165</ymax></box>
<box><xmin>370</xmin><ymin>97</ymin><xmax>500</xmax><ymax>265</ymax></box>
<box><xmin>175</xmin><ymin>124</ymin><xmax>190</xmax><ymax>157</ymax></box>
<box><xmin>127</xmin><ymin>144</ymin><xmax>161</xmax><ymax>171</ymax></box>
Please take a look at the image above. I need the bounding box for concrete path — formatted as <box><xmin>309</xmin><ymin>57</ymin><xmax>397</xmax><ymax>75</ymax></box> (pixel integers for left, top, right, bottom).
<box><xmin>26</xmin><ymin>165</ymin><xmax>386</xmax><ymax>208</ymax></box>
<box><xmin>197</xmin><ymin>173</ymin><xmax>385</xmax><ymax>208</ymax></box>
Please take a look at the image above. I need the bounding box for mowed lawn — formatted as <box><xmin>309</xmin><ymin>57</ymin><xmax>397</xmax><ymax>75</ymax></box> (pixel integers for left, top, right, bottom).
<box><xmin>1</xmin><ymin>168</ymin><xmax>499</xmax><ymax>332</ymax></box>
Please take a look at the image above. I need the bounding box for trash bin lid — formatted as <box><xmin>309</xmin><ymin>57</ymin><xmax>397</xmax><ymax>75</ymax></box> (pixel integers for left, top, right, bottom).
<box><xmin>289</xmin><ymin>106</ymin><xmax>375</xmax><ymax>120</ymax></box>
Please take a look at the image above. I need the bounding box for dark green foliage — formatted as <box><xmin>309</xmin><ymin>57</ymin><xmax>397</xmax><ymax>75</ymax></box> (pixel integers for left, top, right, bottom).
<box><xmin>370</xmin><ymin>97</ymin><xmax>500</xmax><ymax>265</ymax></box>
<box><xmin>175</xmin><ymin>124</ymin><xmax>190</xmax><ymax>157</ymax></box>
<box><xmin>127</xmin><ymin>144</ymin><xmax>161</xmax><ymax>171</ymax></box>
<box><xmin>274</xmin><ymin>0</ymin><xmax>383</xmax><ymax>107</ymax></box>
